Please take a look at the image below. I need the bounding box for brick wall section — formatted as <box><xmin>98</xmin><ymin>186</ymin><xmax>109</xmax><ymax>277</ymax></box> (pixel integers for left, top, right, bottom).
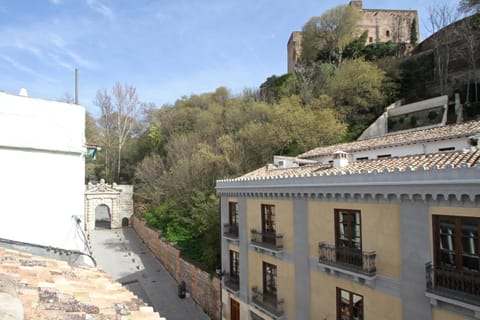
<box><xmin>131</xmin><ymin>215</ymin><xmax>221</xmax><ymax>320</ymax></box>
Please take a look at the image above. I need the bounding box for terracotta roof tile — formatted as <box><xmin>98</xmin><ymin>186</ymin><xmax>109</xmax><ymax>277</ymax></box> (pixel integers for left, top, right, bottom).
<box><xmin>299</xmin><ymin>120</ymin><xmax>480</xmax><ymax>159</ymax></box>
<box><xmin>0</xmin><ymin>247</ymin><xmax>162</xmax><ymax>320</ymax></box>
<box><xmin>237</xmin><ymin>148</ymin><xmax>480</xmax><ymax>180</ymax></box>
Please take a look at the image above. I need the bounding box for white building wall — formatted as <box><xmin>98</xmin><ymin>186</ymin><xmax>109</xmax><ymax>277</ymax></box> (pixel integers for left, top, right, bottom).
<box><xmin>0</xmin><ymin>92</ymin><xmax>85</xmax><ymax>251</ymax></box>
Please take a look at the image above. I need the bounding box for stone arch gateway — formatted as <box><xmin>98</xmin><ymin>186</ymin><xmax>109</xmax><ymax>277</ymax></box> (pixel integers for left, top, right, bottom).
<box><xmin>84</xmin><ymin>179</ymin><xmax>133</xmax><ymax>233</ymax></box>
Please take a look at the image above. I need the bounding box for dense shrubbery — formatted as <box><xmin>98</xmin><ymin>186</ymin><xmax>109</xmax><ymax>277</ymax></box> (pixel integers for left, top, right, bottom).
<box><xmin>144</xmin><ymin>192</ymin><xmax>219</xmax><ymax>270</ymax></box>
<box><xmin>131</xmin><ymin>90</ymin><xmax>346</xmax><ymax>271</ymax></box>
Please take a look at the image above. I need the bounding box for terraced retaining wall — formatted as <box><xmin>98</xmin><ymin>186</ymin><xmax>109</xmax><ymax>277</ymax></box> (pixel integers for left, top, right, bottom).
<box><xmin>132</xmin><ymin>214</ymin><xmax>221</xmax><ymax>320</ymax></box>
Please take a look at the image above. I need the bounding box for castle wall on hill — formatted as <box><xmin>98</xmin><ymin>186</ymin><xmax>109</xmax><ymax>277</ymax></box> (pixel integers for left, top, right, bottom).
<box><xmin>287</xmin><ymin>1</ymin><xmax>419</xmax><ymax>72</ymax></box>
<box><xmin>411</xmin><ymin>14</ymin><xmax>480</xmax><ymax>101</ymax></box>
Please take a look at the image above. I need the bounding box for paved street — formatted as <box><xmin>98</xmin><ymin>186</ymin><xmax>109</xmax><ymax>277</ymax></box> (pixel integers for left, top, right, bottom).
<box><xmin>90</xmin><ymin>227</ymin><xmax>210</xmax><ymax>320</ymax></box>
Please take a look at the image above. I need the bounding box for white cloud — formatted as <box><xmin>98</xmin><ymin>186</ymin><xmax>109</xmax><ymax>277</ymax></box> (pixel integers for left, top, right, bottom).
<box><xmin>49</xmin><ymin>0</ymin><xmax>63</xmax><ymax>5</ymax></box>
<box><xmin>0</xmin><ymin>22</ymin><xmax>96</xmax><ymax>72</ymax></box>
<box><xmin>86</xmin><ymin>0</ymin><xmax>114</xmax><ymax>21</ymax></box>
<box><xmin>0</xmin><ymin>55</ymin><xmax>55</xmax><ymax>83</ymax></box>
<box><xmin>48</xmin><ymin>34</ymin><xmax>96</xmax><ymax>69</ymax></box>
<box><xmin>1</xmin><ymin>55</ymin><xmax>36</xmax><ymax>74</ymax></box>
<box><xmin>63</xmin><ymin>48</ymin><xmax>95</xmax><ymax>69</ymax></box>
<box><xmin>47</xmin><ymin>53</ymin><xmax>74</xmax><ymax>71</ymax></box>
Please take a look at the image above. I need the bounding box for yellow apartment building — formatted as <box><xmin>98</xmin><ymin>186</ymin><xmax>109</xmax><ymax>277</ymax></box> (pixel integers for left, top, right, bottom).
<box><xmin>217</xmin><ymin>113</ymin><xmax>480</xmax><ymax>319</ymax></box>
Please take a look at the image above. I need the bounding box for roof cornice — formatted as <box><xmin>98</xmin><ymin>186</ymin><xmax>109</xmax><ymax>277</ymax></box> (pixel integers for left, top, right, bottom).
<box><xmin>216</xmin><ymin>165</ymin><xmax>480</xmax><ymax>203</ymax></box>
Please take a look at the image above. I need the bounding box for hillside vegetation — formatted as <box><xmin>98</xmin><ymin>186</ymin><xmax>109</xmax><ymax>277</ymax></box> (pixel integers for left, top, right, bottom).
<box><xmin>85</xmin><ymin>2</ymin><xmax>479</xmax><ymax>271</ymax></box>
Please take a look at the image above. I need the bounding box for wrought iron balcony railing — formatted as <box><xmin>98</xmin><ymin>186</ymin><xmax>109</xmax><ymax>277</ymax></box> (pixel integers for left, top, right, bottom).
<box><xmin>224</xmin><ymin>273</ymin><xmax>239</xmax><ymax>293</ymax></box>
<box><xmin>250</xmin><ymin>229</ymin><xmax>283</xmax><ymax>251</ymax></box>
<box><xmin>426</xmin><ymin>262</ymin><xmax>480</xmax><ymax>306</ymax></box>
<box><xmin>318</xmin><ymin>242</ymin><xmax>376</xmax><ymax>276</ymax></box>
<box><xmin>251</xmin><ymin>286</ymin><xmax>284</xmax><ymax>318</ymax></box>
<box><xmin>223</xmin><ymin>223</ymin><xmax>239</xmax><ymax>238</ymax></box>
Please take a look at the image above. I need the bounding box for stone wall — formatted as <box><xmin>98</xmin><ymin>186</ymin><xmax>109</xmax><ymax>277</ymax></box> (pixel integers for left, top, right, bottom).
<box><xmin>131</xmin><ymin>215</ymin><xmax>221</xmax><ymax>320</ymax></box>
<box><xmin>359</xmin><ymin>9</ymin><xmax>417</xmax><ymax>45</ymax></box>
<box><xmin>287</xmin><ymin>1</ymin><xmax>419</xmax><ymax>72</ymax></box>
<box><xmin>411</xmin><ymin>14</ymin><xmax>480</xmax><ymax>100</ymax></box>
<box><xmin>287</xmin><ymin>31</ymin><xmax>303</xmax><ymax>73</ymax></box>
<box><xmin>118</xmin><ymin>185</ymin><xmax>134</xmax><ymax>225</ymax></box>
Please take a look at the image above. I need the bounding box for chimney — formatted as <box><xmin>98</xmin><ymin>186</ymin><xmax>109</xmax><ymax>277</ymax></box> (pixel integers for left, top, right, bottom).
<box><xmin>333</xmin><ymin>151</ymin><xmax>349</xmax><ymax>168</ymax></box>
<box><xmin>18</xmin><ymin>88</ymin><xmax>28</xmax><ymax>97</ymax></box>
<box><xmin>349</xmin><ymin>1</ymin><xmax>363</xmax><ymax>9</ymax></box>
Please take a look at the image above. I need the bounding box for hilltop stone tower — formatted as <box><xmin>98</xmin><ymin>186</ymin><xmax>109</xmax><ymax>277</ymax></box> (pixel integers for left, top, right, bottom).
<box><xmin>287</xmin><ymin>1</ymin><xmax>419</xmax><ymax>72</ymax></box>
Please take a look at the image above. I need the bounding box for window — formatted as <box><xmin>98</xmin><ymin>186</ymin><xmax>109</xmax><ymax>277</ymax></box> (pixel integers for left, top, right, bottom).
<box><xmin>335</xmin><ymin>209</ymin><xmax>362</xmax><ymax>266</ymax></box>
<box><xmin>438</xmin><ymin>147</ymin><xmax>455</xmax><ymax>152</ymax></box>
<box><xmin>356</xmin><ymin>157</ymin><xmax>368</xmax><ymax>161</ymax></box>
<box><xmin>433</xmin><ymin>215</ymin><xmax>480</xmax><ymax>272</ymax></box>
<box><xmin>377</xmin><ymin>154</ymin><xmax>391</xmax><ymax>159</ymax></box>
<box><xmin>229</xmin><ymin>202</ymin><xmax>238</xmax><ymax>226</ymax></box>
<box><xmin>335</xmin><ymin>209</ymin><xmax>362</xmax><ymax>250</ymax></box>
<box><xmin>261</xmin><ymin>204</ymin><xmax>276</xmax><ymax>244</ymax></box>
<box><xmin>263</xmin><ymin>262</ymin><xmax>277</xmax><ymax>301</ymax></box>
<box><xmin>230</xmin><ymin>250</ymin><xmax>239</xmax><ymax>278</ymax></box>
<box><xmin>368</xmin><ymin>37</ymin><xmax>373</xmax><ymax>43</ymax></box>
<box><xmin>386</xmin><ymin>30</ymin><xmax>390</xmax><ymax>37</ymax></box>
<box><xmin>337</xmin><ymin>288</ymin><xmax>363</xmax><ymax>320</ymax></box>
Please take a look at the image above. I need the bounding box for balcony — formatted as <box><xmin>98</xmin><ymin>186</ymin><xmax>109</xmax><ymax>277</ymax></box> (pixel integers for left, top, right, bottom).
<box><xmin>223</xmin><ymin>223</ymin><xmax>239</xmax><ymax>241</ymax></box>
<box><xmin>223</xmin><ymin>273</ymin><xmax>239</xmax><ymax>293</ymax></box>
<box><xmin>318</xmin><ymin>242</ymin><xmax>377</xmax><ymax>278</ymax></box>
<box><xmin>251</xmin><ymin>286</ymin><xmax>284</xmax><ymax>318</ymax></box>
<box><xmin>250</xmin><ymin>230</ymin><xmax>283</xmax><ymax>255</ymax></box>
<box><xmin>426</xmin><ymin>262</ymin><xmax>480</xmax><ymax>308</ymax></box>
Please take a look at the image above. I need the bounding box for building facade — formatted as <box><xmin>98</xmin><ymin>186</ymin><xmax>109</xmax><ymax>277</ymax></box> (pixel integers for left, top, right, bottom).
<box><xmin>217</xmin><ymin>119</ymin><xmax>480</xmax><ymax>319</ymax></box>
<box><xmin>287</xmin><ymin>1</ymin><xmax>419</xmax><ymax>72</ymax></box>
<box><xmin>0</xmin><ymin>90</ymin><xmax>86</xmax><ymax>252</ymax></box>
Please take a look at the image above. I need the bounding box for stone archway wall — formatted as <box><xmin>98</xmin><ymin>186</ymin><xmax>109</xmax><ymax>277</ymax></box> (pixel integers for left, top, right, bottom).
<box><xmin>84</xmin><ymin>179</ymin><xmax>133</xmax><ymax>233</ymax></box>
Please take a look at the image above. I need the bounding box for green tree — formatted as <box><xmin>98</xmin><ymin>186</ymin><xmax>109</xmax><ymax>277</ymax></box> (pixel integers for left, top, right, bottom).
<box><xmin>85</xmin><ymin>111</ymin><xmax>100</xmax><ymax>144</ymax></box>
<box><xmin>134</xmin><ymin>87</ymin><xmax>349</xmax><ymax>271</ymax></box>
<box><xmin>301</xmin><ymin>4</ymin><xmax>361</xmax><ymax>66</ymax></box>
<box><xmin>410</xmin><ymin>18</ymin><xmax>418</xmax><ymax>45</ymax></box>
<box><xmin>95</xmin><ymin>89</ymin><xmax>115</xmax><ymax>182</ymax></box>
<box><xmin>325</xmin><ymin>59</ymin><xmax>391</xmax><ymax>137</ymax></box>
<box><xmin>134</xmin><ymin>154</ymin><xmax>166</xmax><ymax>204</ymax></box>
<box><xmin>84</xmin><ymin>110</ymin><xmax>101</xmax><ymax>181</ymax></box>
<box><xmin>273</xmin><ymin>96</ymin><xmax>346</xmax><ymax>154</ymax></box>
<box><xmin>426</xmin><ymin>2</ymin><xmax>460</xmax><ymax>96</ymax></box>
<box><xmin>143</xmin><ymin>191</ymin><xmax>220</xmax><ymax>270</ymax></box>
<box><xmin>94</xmin><ymin>83</ymin><xmax>142</xmax><ymax>183</ymax></box>
<box><xmin>361</xmin><ymin>41</ymin><xmax>397</xmax><ymax>61</ymax></box>
<box><xmin>343</xmin><ymin>31</ymin><xmax>368</xmax><ymax>59</ymax></box>
<box><xmin>259</xmin><ymin>74</ymin><xmax>294</xmax><ymax>104</ymax></box>
<box><xmin>399</xmin><ymin>55</ymin><xmax>434</xmax><ymax>103</ymax></box>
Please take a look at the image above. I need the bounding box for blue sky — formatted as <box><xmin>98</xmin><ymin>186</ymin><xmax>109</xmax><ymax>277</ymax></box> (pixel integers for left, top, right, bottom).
<box><xmin>0</xmin><ymin>0</ymin><xmax>448</xmax><ymax>114</ymax></box>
